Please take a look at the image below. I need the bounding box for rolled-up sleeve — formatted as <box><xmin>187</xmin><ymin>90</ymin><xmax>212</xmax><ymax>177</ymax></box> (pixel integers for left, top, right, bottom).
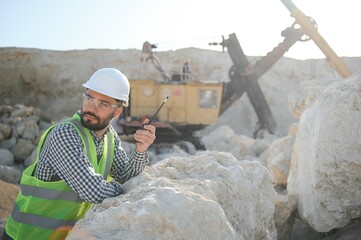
<box><xmin>109</xmin><ymin>135</ymin><xmax>148</xmax><ymax>184</ymax></box>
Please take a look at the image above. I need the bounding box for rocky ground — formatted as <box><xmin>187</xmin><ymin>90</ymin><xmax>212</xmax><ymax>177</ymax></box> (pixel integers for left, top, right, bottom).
<box><xmin>1</xmin><ymin>47</ymin><xmax>361</xmax><ymax>239</ymax></box>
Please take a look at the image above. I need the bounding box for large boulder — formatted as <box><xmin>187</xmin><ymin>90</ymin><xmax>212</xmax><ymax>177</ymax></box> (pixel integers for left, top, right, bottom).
<box><xmin>288</xmin><ymin>71</ymin><xmax>361</xmax><ymax>232</ymax></box>
<box><xmin>68</xmin><ymin>151</ymin><xmax>277</xmax><ymax>240</ymax></box>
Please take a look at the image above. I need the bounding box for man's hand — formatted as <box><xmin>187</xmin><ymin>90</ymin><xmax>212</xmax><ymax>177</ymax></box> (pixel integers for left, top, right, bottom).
<box><xmin>134</xmin><ymin>119</ymin><xmax>156</xmax><ymax>153</ymax></box>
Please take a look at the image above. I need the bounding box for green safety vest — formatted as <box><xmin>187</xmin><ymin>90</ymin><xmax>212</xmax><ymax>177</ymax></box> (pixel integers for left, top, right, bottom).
<box><xmin>5</xmin><ymin>114</ymin><xmax>115</xmax><ymax>240</ymax></box>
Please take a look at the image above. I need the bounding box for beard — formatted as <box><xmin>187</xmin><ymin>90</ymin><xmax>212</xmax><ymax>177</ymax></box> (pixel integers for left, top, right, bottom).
<box><xmin>80</xmin><ymin>110</ymin><xmax>114</xmax><ymax>132</ymax></box>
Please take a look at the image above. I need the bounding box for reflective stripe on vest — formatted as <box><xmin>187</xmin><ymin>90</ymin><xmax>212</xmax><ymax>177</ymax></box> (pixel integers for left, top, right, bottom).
<box><xmin>21</xmin><ymin>184</ymin><xmax>82</xmax><ymax>202</ymax></box>
<box><xmin>11</xmin><ymin>205</ymin><xmax>77</xmax><ymax>230</ymax></box>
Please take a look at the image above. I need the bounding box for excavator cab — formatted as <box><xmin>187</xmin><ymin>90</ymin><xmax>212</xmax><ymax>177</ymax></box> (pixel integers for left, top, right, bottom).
<box><xmin>116</xmin><ymin>42</ymin><xmax>223</xmax><ymax>138</ymax></box>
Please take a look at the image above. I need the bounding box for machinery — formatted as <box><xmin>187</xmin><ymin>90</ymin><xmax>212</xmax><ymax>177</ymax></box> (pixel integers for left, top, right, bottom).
<box><xmin>119</xmin><ymin>78</ymin><xmax>223</xmax><ymax>137</ymax></box>
<box><xmin>280</xmin><ymin>0</ymin><xmax>352</xmax><ymax>79</ymax></box>
<box><xmin>117</xmin><ymin>23</ymin><xmax>300</xmax><ymax>138</ymax></box>
<box><xmin>117</xmin><ymin>41</ymin><xmax>223</xmax><ymax>137</ymax></box>
<box><xmin>117</xmin><ymin>0</ymin><xmax>352</xmax><ymax>139</ymax></box>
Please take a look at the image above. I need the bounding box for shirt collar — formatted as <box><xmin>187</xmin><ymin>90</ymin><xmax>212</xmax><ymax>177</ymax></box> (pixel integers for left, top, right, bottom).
<box><xmin>89</xmin><ymin>128</ymin><xmax>109</xmax><ymax>140</ymax></box>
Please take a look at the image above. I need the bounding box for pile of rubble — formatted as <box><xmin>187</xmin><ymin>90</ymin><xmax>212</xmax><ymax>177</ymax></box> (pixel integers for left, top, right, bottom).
<box><xmin>0</xmin><ymin>104</ymin><xmax>53</xmax><ymax>183</ymax></box>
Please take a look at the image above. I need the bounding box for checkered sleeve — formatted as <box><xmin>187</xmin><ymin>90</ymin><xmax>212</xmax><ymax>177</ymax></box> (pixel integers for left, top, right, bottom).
<box><xmin>36</xmin><ymin>124</ymin><xmax>123</xmax><ymax>204</ymax></box>
<box><xmin>110</xmin><ymin>132</ymin><xmax>149</xmax><ymax>184</ymax></box>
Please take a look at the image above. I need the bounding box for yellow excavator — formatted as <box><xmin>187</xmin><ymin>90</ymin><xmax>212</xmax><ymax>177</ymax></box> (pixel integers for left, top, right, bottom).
<box><xmin>117</xmin><ymin>41</ymin><xmax>223</xmax><ymax>138</ymax></box>
<box><xmin>116</xmin><ymin>0</ymin><xmax>352</xmax><ymax>140</ymax></box>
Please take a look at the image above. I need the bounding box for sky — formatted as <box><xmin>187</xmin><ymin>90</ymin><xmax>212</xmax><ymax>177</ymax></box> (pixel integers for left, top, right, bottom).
<box><xmin>0</xmin><ymin>0</ymin><xmax>360</xmax><ymax>60</ymax></box>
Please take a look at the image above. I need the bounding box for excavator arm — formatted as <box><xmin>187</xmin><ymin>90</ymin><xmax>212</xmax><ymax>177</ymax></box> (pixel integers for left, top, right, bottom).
<box><xmin>280</xmin><ymin>0</ymin><xmax>352</xmax><ymax>78</ymax></box>
<box><xmin>219</xmin><ymin>23</ymin><xmax>306</xmax><ymax>114</ymax></box>
<box><xmin>213</xmin><ymin>1</ymin><xmax>352</xmax><ymax>136</ymax></box>
<box><xmin>141</xmin><ymin>41</ymin><xmax>171</xmax><ymax>82</ymax></box>
<box><xmin>216</xmin><ymin>23</ymin><xmax>308</xmax><ymax>135</ymax></box>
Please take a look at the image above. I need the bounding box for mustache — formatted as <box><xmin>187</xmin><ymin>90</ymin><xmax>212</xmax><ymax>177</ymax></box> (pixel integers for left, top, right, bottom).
<box><xmin>82</xmin><ymin>111</ymin><xmax>100</xmax><ymax>121</ymax></box>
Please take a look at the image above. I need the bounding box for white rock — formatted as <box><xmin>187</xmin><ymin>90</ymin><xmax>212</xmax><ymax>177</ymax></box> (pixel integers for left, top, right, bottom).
<box><xmin>0</xmin><ymin>165</ymin><xmax>21</xmax><ymax>183</ymax></box>
<box><xmin>201</xmin><ymin>125</ymin><xmax>235</xmax><ymax>147</ymax></box>
<box><xmin>274</xmin><ymin>192</ymin><xmax>298</xmax><ymax>240</ymax></box>
<box><xmin>0</xmin><ymin>149</ymin><xmax>14</xmax><ymax>166</ymax></box>
<box><xmin>68</xmin><ymin>151</ymin><xmax>277</xmax><ymax>240</ymax></box>
<box><xmin>288</xmin><ymin>71</ymin><xmax>361</xmax><ymax>232</ymax></box>
<box><xmin>10</xmin><ymin>139</ymin><xmax>35</xmax><ymax>163</ymax></box>
<box><xmin>201</xmin><ymin>125</ymin><xmax>256</xmax><ymax>160</ymax></box>
<box><xmin>267</xmin><ymin>136</ymin><xmax>295</xmax><ymax>185</ymax></box>
<box><xmin>288</xmin><ymin>78</ymin><xmax>338</xmax><ymax>119</ymax></box>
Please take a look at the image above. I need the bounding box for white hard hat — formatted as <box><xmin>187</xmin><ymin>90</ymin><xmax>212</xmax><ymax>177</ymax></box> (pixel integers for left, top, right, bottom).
<box><xmin>82</xmin><ymin>68</ymin><xmax>130</xmax><ymax>107</ymax></box>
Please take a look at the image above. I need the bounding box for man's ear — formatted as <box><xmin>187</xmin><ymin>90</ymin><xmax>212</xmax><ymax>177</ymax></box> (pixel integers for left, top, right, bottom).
<box><xmin>113</xmin><ymin>107</ymin><xmax>123</xmax><ymax>119</ymax></box>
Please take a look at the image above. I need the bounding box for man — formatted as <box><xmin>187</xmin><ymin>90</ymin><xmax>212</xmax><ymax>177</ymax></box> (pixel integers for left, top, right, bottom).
<box><xmin>2</xmin><ymin>68</ymin><xmax>156</xmax><ymax>240</ymax></box>
<box><xmin>182</xmin><ymin>59</ymin><xmax>191</xmax><ymax>81</ymax></box>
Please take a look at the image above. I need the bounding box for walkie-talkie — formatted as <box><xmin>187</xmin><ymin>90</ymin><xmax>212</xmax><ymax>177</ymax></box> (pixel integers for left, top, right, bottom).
<box><xmin>139</xmin><ymin>96</ymin><xmax>169</xmax><ymax>129</ymax></box>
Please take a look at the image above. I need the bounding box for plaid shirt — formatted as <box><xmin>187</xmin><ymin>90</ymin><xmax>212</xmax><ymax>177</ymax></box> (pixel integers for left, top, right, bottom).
<box><xmin>34</xmin><ymin>114</ymin><xmax>148</xmax><ymax>204</ymax></box>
